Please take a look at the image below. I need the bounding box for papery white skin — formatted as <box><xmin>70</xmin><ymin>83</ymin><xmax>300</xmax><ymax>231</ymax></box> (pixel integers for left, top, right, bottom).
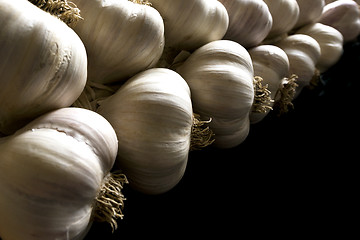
<box><xmin>296</xmin><ymin>23</ymin><xmax>344</xmax><ymax>73</ymax></box>
<box><xmin>276</xmin><ymin>34</ymin><xmax>321</xmax><ymax>98</ymax></box>
<box><xmin>219</xmin><ymin>0</ymin><xmax>273</xmax><ymax>48</ymax></box>
<box><xmin>263</xmin><ymin>0</ymin><xmax>300</xmax><ymax>40</ymax></box>
<box><xmin>150</xmin><ymin>0</ymin><xmax>229</xmax><ymax>51</ymax></box>
<box><xmin>248</xmin><ymin>45</ymin><xmax>290</xmax><ymax>123</ymax></box>
<box><xmin>71</xmin><ymin>0</ymin><xmax>165</xmax><ymax>84</ymax></box>
<box><xmin>176</xmin><ymin>40</ymin><xmax>254</xmax><ymax>149</ymax></box>
<box><xmin>320</xmin><ymin>0</ymin><xmax>360</xmax><ymax>42</ymax></box>
<box><xmin>98</xmin><ymin>68</ymin><xmax>192</xmax><ymax>195</ymax></box>
<box><xmin>0</xmin><ymin>0</ymin><xmax>87</xmax><ymax>135</ymax></box>
<box><xmin>294</xmin><ymin>0</ymin><xmax>325</xmax><ymax>29</ymax></box>
<box><xmin>0</xmin><ymin>108</ymin><xmax>118</xmax><ymax>240</ymax></box>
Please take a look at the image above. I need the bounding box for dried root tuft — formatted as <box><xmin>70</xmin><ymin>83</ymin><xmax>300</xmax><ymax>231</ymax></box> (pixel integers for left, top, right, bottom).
<box><xmin>252</xmin><ymin>76</ymin><xmax>274</xmax><ymax>113</ymax></box>
<box><xmin>129</xmin><ymin>0</ymin><xmax>152</xmax><ymax>6</ymax></box>
<box><xmin>28</xmin><ymin>0</ymin><xmax>82</xmax><ymax>27</ymax></box>
<box><xmin>274</xmin><ymin>74</ymin><xmax>298</xmax><ymax>115</ymax></box>
<box><xmin>190</xmin><ymin>113</ymin><xmax>215</xmax><ymax>151</ymax></box>
<box><xmin>92</xmin><ymin>172</ymin><xmax>128</xmax><ymax>232</ymax></box>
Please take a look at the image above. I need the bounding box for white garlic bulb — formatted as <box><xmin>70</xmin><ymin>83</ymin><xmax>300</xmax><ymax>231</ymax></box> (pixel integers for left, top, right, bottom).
<box><xmin>151</xmin><ymin>0</ymin><xmax>229</xmax><ymax>51</ymax></box>
<box><xmin>276</xmin><ymin>34</ymin><xmax>321</xmax><ymax>98</ymax></box>
<box><xmin>176</xmin><ymin>40</ymin><xmax>255</xmax><ymax>149</ymax></box>
<box><xmin>248</xmin><ymin>45</ymin><xmax>291</xmax><ymax>123</ymax></box>
<box><xmin>0</xmin><ymin>0</ymin><xmax>87</xmax><ymax>135</ymax></box>
<box><xmin>71</xmin><ymin>0</ymin><xmax>165</xmax><ymax>84</ymax></box>
<box><xmin>294</xmin><ymin>0</ymin><xmax>325</xmax><ymax>29</ymax></box>
<box><xmin>320</xmin><ymin>0</ymin><xmax>360</xmax><ymax>42</ymax></box>
<box><xmin>150</xmin><ymin>0</ymin><xmax>229</xmax><ymax>67</ymax></box>
<box><xmin>263</xmin><ymin>0</ymin><xmax>300</xmax><ymax>41</ymax></box>
<box><xmin>219</xmin><ymin>0</ymin><xmax>273</xmax><ymax>48</ymax></box>
<box><xmin>0</xmin><ymin>108</ymin><xmax>126</xmax><ymax>240</ymax></box>
<box><xmin>98</xmin><ymin>68</ymin><xmax>194</xmax><ymax>195</ymax></box>
<box><xmin>296</xmin><ymin>23</ymin><xmax>344</xmax><ymax>73</ymax></box>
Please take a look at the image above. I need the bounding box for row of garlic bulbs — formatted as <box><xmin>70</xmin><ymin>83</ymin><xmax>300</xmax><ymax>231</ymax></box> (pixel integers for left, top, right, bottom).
<box><xmin>0</xmin><ymin>0</ymin><xmax>359</xmax><ymax>239</ymax></box>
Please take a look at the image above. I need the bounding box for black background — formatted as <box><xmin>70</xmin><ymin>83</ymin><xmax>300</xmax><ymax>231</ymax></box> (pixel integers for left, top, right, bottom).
<box><xmin>85</xmin><ymin>38</ymin><xmax>359</xmax><ymax>239</ymax></box>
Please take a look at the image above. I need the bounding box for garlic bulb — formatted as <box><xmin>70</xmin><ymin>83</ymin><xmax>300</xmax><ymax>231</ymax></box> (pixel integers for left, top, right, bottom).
<box><xmin>263</xmin><ymin>0</ymin><xmax>300</xmax><ymax>41</ymax></box>
<box><xmin>151</xmin><ymin>0</ymin><xmax>229</xmax><ymax>66</ymax></box>
<box><xmin>296</xmin><ymin>23</ymin><xmax>344</xmax><ymax>73</ymax></box>
<box><xmin>219</xmin><ymin>0</ymin><xmax>273</xmax><ymax>48</ymax></box>
<box><xmin>176</xmin><ymin>40</ymin><xmax>254</xmax><ymax>149</ymax></box>
<box><xmin>98</xmin><ymin>68</ymin><xmax>194</xmax><ymax>195</ymax></box>
<box><xmin>0</xmin><ymin>107</ymin><xmax>127</xmax><ymax>240</ymax></box>
<box><xmin>0</xmin><ymin>0</ymin><xmax>87</xmax><ymax>135</ymax></box>
<box><xmin>248</xmin><ymin>45</ymin><xmax>292</xmax><ymax>123</ymax></box>
<box><xmin>294</xmin><ymin>0</ymin><xmax>325</xmax><ymax>29</ymax></box>
<box><xmin>70</xmin><ymin>0</ymin><xmax>165</xmax><ymax>84</ymax></box>
<box><xmin>319</xmin><ymin>0</ymin><xmax>360</xmax><ymax>42</ymax></box>
<box><xmin>275</xmin><ymin>34</ymin><xmax>321</xmax><ymax>98</ymax></box>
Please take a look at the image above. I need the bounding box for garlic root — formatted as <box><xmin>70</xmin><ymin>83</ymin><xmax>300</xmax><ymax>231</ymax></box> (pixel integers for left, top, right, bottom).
<box><xmin>93</xmin><ymin>172</ymin><xmax>128</xmax><ymax>232</ymax></box>
<box><xmin>274</xmin><ymin>74</ymin><xmax>299</xmax><ymax>115</ymax></box>
<box><xmin>252</xmin><ymin>76</ymin><xmax>274</xmax><ymax>113</ymax></box>
<box><xmin>129</xmin><ymin>0</ymin><xmax>152</xmax><ymax>6</ymax></box>
<box><xmin>28</xmin><ymin>0</ymin><xmax>82</xmax><ymax>26</ymax></box>
<box><xmin>190</xmin><ymin>113</ymin><xmax>215</xmax><ymax>151</ymax></box>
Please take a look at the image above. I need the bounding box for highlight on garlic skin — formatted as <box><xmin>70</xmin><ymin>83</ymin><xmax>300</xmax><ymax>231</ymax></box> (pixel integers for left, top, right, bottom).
<box><xmin>98</xmin><ymin>68</ymin><xmax>197</xmax><ymax>195</ymax></box>
<box><xmin>0</xmin><ymin>108</ymin><xmax>127</xmax><ymax>240</ymax></box>
<box><xmin>320</xmin><ymin>0</ymin><xmax>360</xmax><ymax>42</ymax></box>
<box><xmin>70</xmin><ymin>0</ymin><xmax>165</xmax><ymax>84</ymax></box>
<box><xmin>263</xmin><ymin>0</ymin><xmax>300</xmax><ymax>42</ymax></box>
<box><xmin>176</xmin><ymin>40</ymin><xmax>255</xmax><ymax>149</ymax></box>
<box><xmin>219</xmin><ymin>0</ymin><xmax>273</xmax><ymax>48</ymax></box>
<box><xmin>275</xmin><ymin>34</ymin><xmax>321</xmax><ymax>98</ymax></box>
<box><xmin>294</xmin><ymin>0</ymin><xmax>325</xmax><ymax>29</ymax></box>
<box><xmin>296</xmin><ymin>23</ymin><xmax>344</xmax><ymax>73</ymax></box>
<box><xmin>0</xmin><ymin>0</ymin><xmax>87</xmax><ymax>135</ymax></box>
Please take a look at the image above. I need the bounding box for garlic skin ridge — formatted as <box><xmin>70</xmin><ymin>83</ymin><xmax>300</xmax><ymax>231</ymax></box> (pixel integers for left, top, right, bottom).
<box><xmin>0</xmin><ymin>108</ymin><xmax>121</xmax><ymax>240</ymax></box>
<box><xmin>0</xmin><ymin>0</ymin><xmax>87</xmax><ymax>135</ymax></box>
<box><xmin>71</xmin><ymin>0</ymin><xmax>165</xmax><ymax>84</ymax></box>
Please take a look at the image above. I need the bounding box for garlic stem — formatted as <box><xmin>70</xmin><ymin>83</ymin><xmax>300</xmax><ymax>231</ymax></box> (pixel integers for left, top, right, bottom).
<box><xmin>308</xmin><ymin>69</ymin><xmax>321</xmax><ymax>90</ymax></box>
<box><xmin>252</xmin><ymin>76</ymin><xmax>274</xmax><ymax>113</ymax></box>
<box><xmin>92</xmin><ymin>172</ymin><xmax>128</xmax><ymax>232</ymax></box>
<box><xmin>28</xmin><ymin>0</ymin><xmax>82</xmax><ymax>26</ymax></box>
